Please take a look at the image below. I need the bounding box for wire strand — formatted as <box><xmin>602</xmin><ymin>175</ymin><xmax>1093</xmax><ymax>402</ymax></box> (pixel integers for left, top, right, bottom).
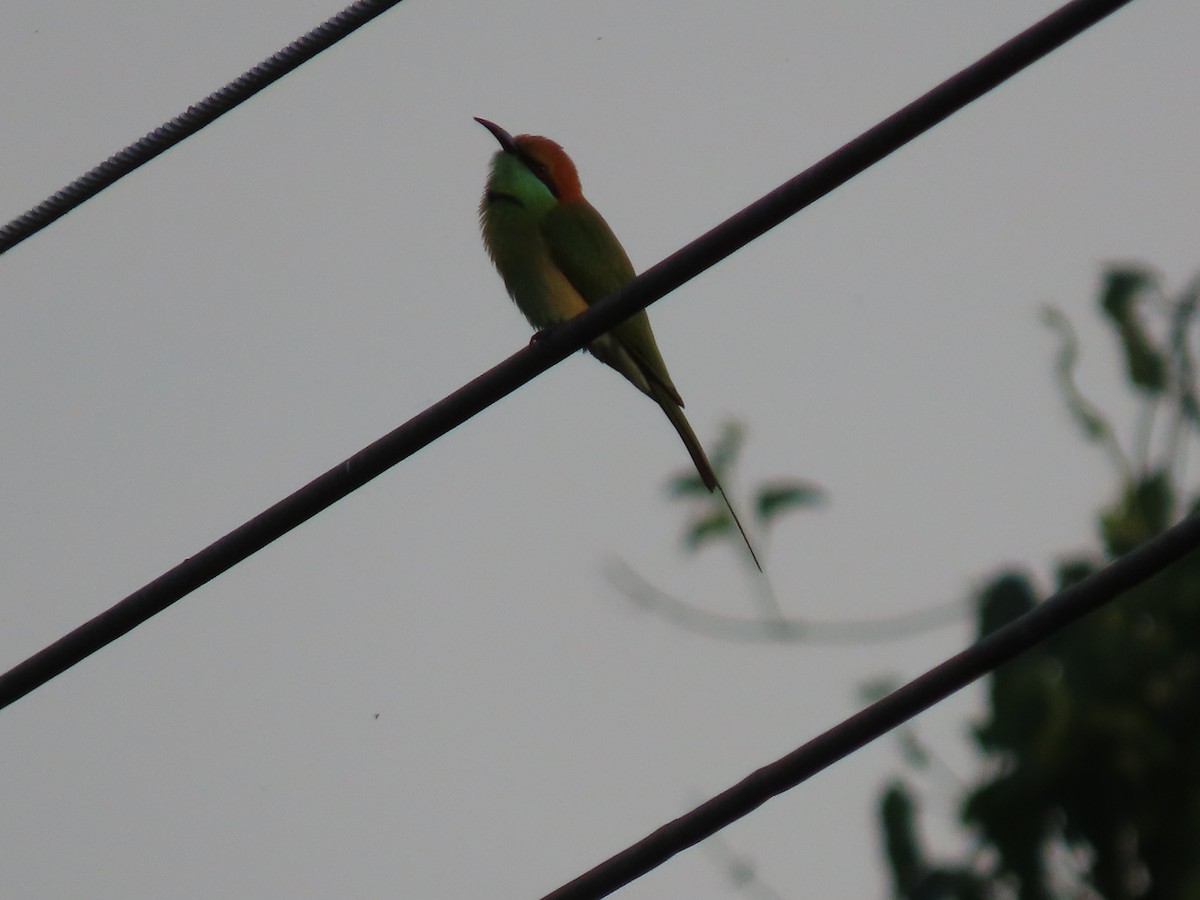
<box><xmin>0</xmin><ymin>0</ymin><xmax>1139</xmax><ymax>714</ymax></box>
<box><xmin>0</xmin><ymin>0</ymin><xmax>407</xmax><ymax>255</ymax></box>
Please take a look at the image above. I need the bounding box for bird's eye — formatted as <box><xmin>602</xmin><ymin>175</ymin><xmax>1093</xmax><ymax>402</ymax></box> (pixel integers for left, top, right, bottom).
<box><xmin>521</xmin><ymin>156</ymin><xmax>556</xmax><ymax>196</ymax></box>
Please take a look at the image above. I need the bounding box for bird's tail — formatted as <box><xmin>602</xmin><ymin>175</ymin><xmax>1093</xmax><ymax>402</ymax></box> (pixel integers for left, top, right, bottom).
<box><xmin>655</xmin><ymin>389</ymin><xmax>762</xmax><ymax>572</ymax></box>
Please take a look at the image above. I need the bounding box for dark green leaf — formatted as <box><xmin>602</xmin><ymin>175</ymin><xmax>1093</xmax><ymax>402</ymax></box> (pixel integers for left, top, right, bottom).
<box><xmin>1100</xmin><ymin>469</ymin><xmax>1175</xmax><ymax>554</ymax></box>
<box><xmin>880</xmin><ymin>783</ymin><xmax>924</xmax><ymax>893</ymax></box>
<box><xmin>683</xmin><ymin>512</ymin><xmax>730</xmax><ymax>552</ymax></box>
<box><xmin>1099</xmin><ymin>266</ymin><xmax>1156</xmax><ymax>324</ymax></box>
<box><xmin>859</xmin><ymin>678</ymin><xmax>899</xmax><ymax>704</ymax></box>
<box><xmin>976</xmin><ymin>571</ymin><xmax>1037</xmax><ymax>639</ymax></box>
<box><xmin>1100</xmin><ymin>266</ymin><xmax>1167</xmax><ymax>393</ymax></box>
<box><xmin>709</xmin><ymin>420</ymin><xmax>746</xmax><ymax>473</ymax></box>
<box><xmin>666</xmin><ymin>470</ymin><xmax>710</xmax><ymax>498</ymax></box>
<box><xmin>753</xmin><ymin>479</ymin><xmax>825</xmax><ymax>525</ymax></box>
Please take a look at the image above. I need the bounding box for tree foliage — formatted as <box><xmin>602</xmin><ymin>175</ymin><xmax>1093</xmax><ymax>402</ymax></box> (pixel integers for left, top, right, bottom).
<box><xmin>881</xmin><ymin>266</ymin><xmax>1200</xmax><ymax>900</ymax></box>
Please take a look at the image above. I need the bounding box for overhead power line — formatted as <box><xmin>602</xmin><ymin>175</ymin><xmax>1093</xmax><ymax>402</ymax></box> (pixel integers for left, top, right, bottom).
<box><xmin>540</xmin><ymin>509</ymin><xmax>1200</xmax><ymax>900</ymax></box>
<box><xmin>0</xmin><ymin>0</ymin><xmax>408</xmax><ymax>255</ymax></box>
<box><xmin>0</xmin><ymin>0</ymin><xmax>1140</xmax><ymax>719</ymax></box>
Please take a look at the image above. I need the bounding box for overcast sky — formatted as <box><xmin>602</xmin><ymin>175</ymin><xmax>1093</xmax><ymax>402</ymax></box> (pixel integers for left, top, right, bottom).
<box><xmin>2</xmin><ymin>1</ymin><xmax>1198</xmax><ymax>897</ymax></box>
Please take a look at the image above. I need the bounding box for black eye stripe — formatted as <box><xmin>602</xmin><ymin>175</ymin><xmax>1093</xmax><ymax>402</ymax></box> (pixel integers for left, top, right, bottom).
<box><xmin>518</xmin><ymin>151</ymin><xmax>557</xmax><ymax>198</ymax></box>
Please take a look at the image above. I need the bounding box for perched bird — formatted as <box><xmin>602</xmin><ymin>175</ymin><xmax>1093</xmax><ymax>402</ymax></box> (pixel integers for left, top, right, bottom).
<box><xmin>475</xmin><ymin>118</ymin><xmax>759</xmax><ymax>570</ymax></box>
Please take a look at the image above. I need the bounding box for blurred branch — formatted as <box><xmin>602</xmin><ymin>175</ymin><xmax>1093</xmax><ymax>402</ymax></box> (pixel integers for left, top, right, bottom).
<box><xmin>607</xmin><ymin>560</ymin><xmax>968</xmax><ymax>644</ymax></box>
<box><xmin>1041</xmin><ymin>304</ymin><xmax>1132</xmax><ymax>480</ymax></box>
<box><xmin>1164</xmin><ymin>273</ymin><xmax>1200</xmax><ymax>481</ymax></box>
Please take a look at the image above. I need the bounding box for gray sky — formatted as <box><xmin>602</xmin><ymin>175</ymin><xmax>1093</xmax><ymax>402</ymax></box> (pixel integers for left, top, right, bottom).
<box><xmin>2</xmin><ymin>1</ymin><xmax>1198</xmax><ymax>897</ymax></box>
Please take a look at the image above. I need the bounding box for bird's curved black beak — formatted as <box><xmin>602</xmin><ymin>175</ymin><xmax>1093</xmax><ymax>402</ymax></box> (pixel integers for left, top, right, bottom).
<box><xmin>474</xmin><ymin>117</ymin><xmax>518</xmax><ymax>155</ymax></box>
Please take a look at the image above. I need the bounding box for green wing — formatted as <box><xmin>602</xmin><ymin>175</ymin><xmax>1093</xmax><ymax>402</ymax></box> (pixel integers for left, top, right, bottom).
<box><xmin>542</xmin><ymin>201</ymin><xmax>682</xmax><ymax>403</ymax></box>
<box><xmin>542</xmin><ymin>201</ymin><xmax>636</xmax><ymax>302</ymax></box>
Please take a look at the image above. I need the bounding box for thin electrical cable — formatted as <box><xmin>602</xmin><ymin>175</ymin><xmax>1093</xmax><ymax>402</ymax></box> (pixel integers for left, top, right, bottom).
<box><xmin>0</xmin><ymin>0</ymin><xmax>1138</xmax><ymax>712</ymax></box>
<box><xmin>0</xmin><ymin>0</ymin><xmax>407</xmax><ymax>255</ymax></box>
<box><xmin>540</xmin><ymin>509</ymin><xmax>1200</xmax><ymax>900</ymax></box>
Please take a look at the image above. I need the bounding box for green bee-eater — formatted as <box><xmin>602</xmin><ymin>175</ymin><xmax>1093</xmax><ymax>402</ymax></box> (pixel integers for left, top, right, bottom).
<box><xmin>475</xmin><ymin>118</ymin><xmax>759</xmax><ymax>570</ymax></box>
